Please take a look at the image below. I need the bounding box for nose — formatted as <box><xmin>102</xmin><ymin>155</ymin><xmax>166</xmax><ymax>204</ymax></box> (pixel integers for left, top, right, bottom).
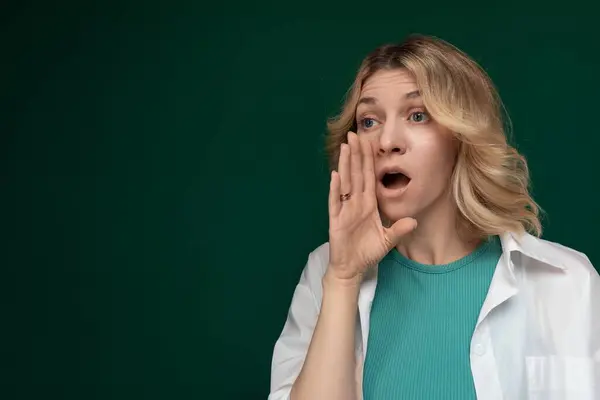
<box><xmin>377</xmin><ymin>120</ymin><xmax>407</xmax><ymax>156</ymax></box>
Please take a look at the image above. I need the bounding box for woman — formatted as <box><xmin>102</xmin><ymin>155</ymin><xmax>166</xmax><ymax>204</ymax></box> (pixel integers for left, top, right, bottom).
<box><xmin>268</xmin><ymin>35</ymin><xmax>599</xmax><ymax>400</ymax></box>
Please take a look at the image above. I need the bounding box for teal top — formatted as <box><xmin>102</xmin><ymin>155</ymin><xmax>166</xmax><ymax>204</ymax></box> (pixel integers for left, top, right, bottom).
<box><xmin>362</xmin><ymin>236</ymin><xmax>502</xmax><ymax>400</ymax></box>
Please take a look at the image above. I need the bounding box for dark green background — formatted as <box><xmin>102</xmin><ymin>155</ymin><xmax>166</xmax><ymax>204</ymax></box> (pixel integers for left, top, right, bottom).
<box><xmin>3</xmin><ymin>2</ymin><xmax>599</xmax><ymax>399</ymax></box>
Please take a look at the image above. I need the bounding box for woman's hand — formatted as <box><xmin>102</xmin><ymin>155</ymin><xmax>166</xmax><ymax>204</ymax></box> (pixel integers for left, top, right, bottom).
<box><xmin>327</xmin><ymin>131</ymin><xmax>417</xmax><ymax>286</ymax></box>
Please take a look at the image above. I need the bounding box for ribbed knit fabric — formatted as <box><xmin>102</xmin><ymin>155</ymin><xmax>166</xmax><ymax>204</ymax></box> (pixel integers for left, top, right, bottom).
<box><xmin>362</xmin><ymin>236</ymin><xmax>502</xmax><ymax>400</ymax></box>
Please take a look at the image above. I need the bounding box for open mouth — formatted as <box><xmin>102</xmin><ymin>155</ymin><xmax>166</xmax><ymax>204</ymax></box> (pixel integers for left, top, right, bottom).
<box><xmin>381</xmin><ymin>172</ymin><xmax>411</xmax><ymax>190</ymax></box>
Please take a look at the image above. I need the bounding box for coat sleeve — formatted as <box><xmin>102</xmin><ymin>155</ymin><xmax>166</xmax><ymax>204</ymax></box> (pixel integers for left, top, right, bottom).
<box><xmin>267</xmin><ymin>244</ymin><xmax>329</xmax><ymax>400</ymax></box>
<box><xmin>587</xmin><ymin>259</ymin><xmax>600</xmax><ymax>395</ymax></box>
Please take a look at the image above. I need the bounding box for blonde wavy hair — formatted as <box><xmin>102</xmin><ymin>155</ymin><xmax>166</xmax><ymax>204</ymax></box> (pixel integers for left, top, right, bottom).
<box><xmin>326</xmin><ymin>34</ymin><xmax>542</xmax><ymax>237</ymax></box>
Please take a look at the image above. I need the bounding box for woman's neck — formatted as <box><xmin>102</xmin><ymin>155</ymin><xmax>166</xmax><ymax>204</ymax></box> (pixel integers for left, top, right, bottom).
<box><xmin>394</xmin><ymin>198</ymin><xmax>481</xmax><ymax>266</ymax></box>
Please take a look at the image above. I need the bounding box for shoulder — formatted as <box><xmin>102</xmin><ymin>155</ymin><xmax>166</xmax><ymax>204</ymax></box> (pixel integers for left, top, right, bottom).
<box><xmin>296</xmin><ymin>242</ymin><xmax>330</xmax><ymax>304</ymax></box>
<box><xmin>512</xmin><ymin>232</ymin><xmax>599</xmax><ymax>289</ymax></box>
<box><xmin>307</xmin><ymin>242</ymin><xmax>330</xmax><ymax>272</ymax></box>
<box><xmin>507</xmin><ymin>234</ymin><xmax>600</xmax><ymax>357</ymax></box>
<box><xmin>531</xmin><ymin>235</ymin><xmax>594</xmax><ymax>273</ymax></box>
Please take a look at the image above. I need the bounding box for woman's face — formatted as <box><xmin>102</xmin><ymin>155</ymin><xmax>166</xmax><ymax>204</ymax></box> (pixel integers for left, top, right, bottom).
<box><xmin>355</xmin><ymin>68</ymin><xmax>458</xmax><ymax>224</ymax></box>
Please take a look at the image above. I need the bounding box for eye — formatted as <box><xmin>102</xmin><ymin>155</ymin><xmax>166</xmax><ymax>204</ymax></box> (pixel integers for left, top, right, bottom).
<box><xmin>358</xmin><ymin>117</ymin><xmax>379</xmax><ymax>130</ymax></box>
<box><xmin>409</xmin><ymin>111</ymin><xmax>430</xmax><ymax>123</ymax></box>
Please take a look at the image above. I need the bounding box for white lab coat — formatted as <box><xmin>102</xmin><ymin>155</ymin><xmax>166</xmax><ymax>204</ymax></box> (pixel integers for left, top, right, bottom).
<box><xmin>269</xmin><ymin>232</ymin><xmax>600</xmax><ymax>399</ymax></box>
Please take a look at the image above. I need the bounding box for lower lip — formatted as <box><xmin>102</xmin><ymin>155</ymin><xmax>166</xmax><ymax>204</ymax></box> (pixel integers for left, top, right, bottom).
<box><xmin>378</xmin><ymin>181</ymin><xmax>410</xmax><ymax>198</ymax></box>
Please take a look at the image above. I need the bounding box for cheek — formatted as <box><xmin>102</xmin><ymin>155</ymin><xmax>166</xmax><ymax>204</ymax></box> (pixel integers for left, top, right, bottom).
<box><xmin>413</xmin><ymin>137</ymin><xmax>457</xmax><ymax>173</ymax></box>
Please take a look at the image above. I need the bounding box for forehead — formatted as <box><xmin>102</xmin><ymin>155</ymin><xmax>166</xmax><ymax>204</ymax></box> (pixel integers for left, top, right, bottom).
<box><xmin>360</xmin><ymin>69</ymin><xmax>418</xmax><ymax>98</ymax></box>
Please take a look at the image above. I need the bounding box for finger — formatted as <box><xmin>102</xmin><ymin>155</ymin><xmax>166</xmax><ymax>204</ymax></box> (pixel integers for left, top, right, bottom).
<box><xmin>348</xmin><ymin>132</ymin><xmax>363</xmax><ymax>193</ymax></box>
<box><xmin>385</xmin><ymin>217</ymin><xmax>418</xmax><ymax>246</ymax></box>
<box><xmin>361</xmin><ymin>135</ymin><xmax>376</xmax><ymax>195</ymax></box>
<box><xmin>338</xmin><ymin>143</ymin><xmax>351</xmax><ymax>196</ymax></box>
<box><xmin>328</xmin><ymin>170</ymin><xmax>341</xmax><ymax>218</ymax></box>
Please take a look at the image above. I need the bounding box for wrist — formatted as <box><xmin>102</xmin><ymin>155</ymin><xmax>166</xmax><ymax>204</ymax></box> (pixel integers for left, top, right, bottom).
<box><xmin>323</xmin><ymin>269</ymin><xmax>362</xmax><ymax>292</ymax></box>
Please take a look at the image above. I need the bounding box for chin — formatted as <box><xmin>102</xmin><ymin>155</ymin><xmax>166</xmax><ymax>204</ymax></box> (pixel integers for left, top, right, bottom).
<box><xmin>378</xmin><ymin>202</ymin><xmax>417</xmax><ymax>225</ymax></box>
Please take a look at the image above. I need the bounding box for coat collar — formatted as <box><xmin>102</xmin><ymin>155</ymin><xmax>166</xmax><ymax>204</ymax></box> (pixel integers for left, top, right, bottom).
<box><xmin>500</xmin><ymin>231</ymin><xmax>568</xmax><ymax>271</ymax></box>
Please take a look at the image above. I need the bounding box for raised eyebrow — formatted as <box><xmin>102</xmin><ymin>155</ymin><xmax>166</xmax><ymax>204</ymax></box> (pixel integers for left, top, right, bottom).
<box><xmin>405</xmin><ymin>90</ymin><xmax>420</xmax><ymax>99</ymax></box>
<box><xmin>357</xmin><ymin>90</ymin><xmax>421</xmax><ymax>107</ymax></box>
<box><xmin>356</xmin><ymin>96</ymin><xmax>377</xmax><ymax>107</ymax></box>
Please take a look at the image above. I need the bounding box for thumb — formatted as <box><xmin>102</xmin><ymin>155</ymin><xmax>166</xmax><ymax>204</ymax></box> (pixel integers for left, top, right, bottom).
<box><xmin>385</xmin><ymin>217</ymin><xmax>418</xmax><ymax>246</ymax></box>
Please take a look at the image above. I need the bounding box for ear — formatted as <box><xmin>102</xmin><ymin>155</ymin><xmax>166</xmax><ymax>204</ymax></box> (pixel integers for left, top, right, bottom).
<box><xmin>449</xmin><ymin>134</ymin><xmax>463</xmax><ymax>169</ymax></box>
<box><xmin>451</xmin><ymin>132</ymin><xmax>462</xmax><ymax>154</ymax></box>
